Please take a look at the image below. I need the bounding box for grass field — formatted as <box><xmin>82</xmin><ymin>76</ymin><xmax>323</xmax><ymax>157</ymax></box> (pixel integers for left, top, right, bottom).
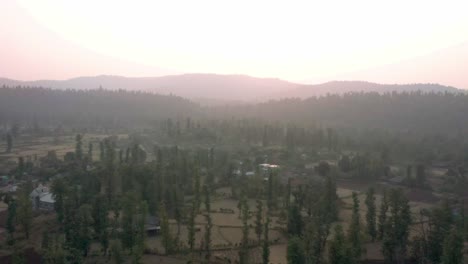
<box><xmin>0</xmin><ymin>134</ymin><xmax>120</xmax><ymax>172</ymax></box>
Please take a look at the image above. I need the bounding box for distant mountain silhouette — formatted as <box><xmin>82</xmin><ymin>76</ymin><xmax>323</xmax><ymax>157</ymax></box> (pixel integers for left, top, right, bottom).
<box><xmin>274</xmin><ymin>81</ymin><xmax>462</xmax><ymax>99</ymax></box>
<box><xmin>0</xmin><ymin>74</ymin><xmax>463</xmax><ymax>103</ymax></box>
<box><xmin>0</xmin><ymin>74</ymin><xmax>298</xmax><ymax>102</ymax></box>
<box><xmin>329</xmin><ymin>42</ymin><xmax>468</xmax><ymax>90</ymax></box>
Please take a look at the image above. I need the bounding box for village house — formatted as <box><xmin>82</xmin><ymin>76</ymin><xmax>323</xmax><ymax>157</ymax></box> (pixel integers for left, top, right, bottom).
<box><xmin>145</xmin><ymin>215</ymin><xmax>161</xmax><ymax>236</ymax></box>
<box><xmin>259</xmin><ymin>163</ymin><xmax>280</xmax><ymax>172</ymax></box>
<box><xmin>29</xmin><ymin>184</ymin><xmax>55</xmax><ymax>211</ymax></box>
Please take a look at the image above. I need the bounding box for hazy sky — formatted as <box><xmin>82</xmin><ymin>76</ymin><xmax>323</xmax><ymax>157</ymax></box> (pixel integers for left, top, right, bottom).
<box><xmin>2</xmin><ymin>0</ymin><xmax>468</xmax><ymax>85</ymax></box>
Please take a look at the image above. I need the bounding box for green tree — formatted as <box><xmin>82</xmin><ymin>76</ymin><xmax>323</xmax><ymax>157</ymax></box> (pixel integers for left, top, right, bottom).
<box><xmin>92</xmin><ymin>195</ymin><xmax>108</xmax><ymax>240</ymax></box>
<box><xmin>409</xmin><ymin>236</ymin><xmax>426</xmax><ymax>264</ymax></box>
<box><xmin>203</xmin><ymin>185</ymin><xmax>212</xmax><ymax>260</ymax></box>
<box><xmin>160</xmin><ymin>201</ymin><xmax>173</xmax><ymax>254</ymax></box>
<box><xmin>255</xmin><ymin>199</ymin><xmax>264</xmax><ymax>244</ymax></box>
<box><xmin>7</xmin><ymin>199</ymin><xmax>16</xmax><ymax>243</ymax></box>
<box><xmin>99</xmin><ymin>141</ymin><xmax>105</xmax><ymax>161</ymax></box>
<box><xmin>6</xmin><ymin>133</ymin><xmax>12</xmax><ymax>153</ymax></box>
<box><xmin>77</xmin><ymin>204</ymin><xmax>93</xmax><ymax>256</ymax></box>
<box><xmin>267</xmin><ymin>172</ymin><xmax>275</xmax><ymax>211</ymax></box>
<box><xmin>187</xmin><ymin>199</ymin><xmax>196</xmax><ymax>252</ymax></box>
<box><xmin>17</xmin><ymin>157</ymin><xmax>25</xmax><ymax>176</ymax></box>
<box><xmin>88</xmin><ymin>142</ymin><xmax>93</xmax><ymax>162</ymax></box>
<box><xmin>17</xmin><ymin>188</ymin><xmax>33</xmax><ymax>239</ymax></box>
<box><xmin>121</xmin><ymin>193</ymin><xmax>137</xmax><ymax>252</ymax></box>
<box><xmin>338</xmin><ymin>155</ymin><xmax>351</xmax><ymax>172</ymax></box>
<box><xmin>324</xmin><ymin>174</ymin><xmax>338</xmax><ymax>221</ymax></box>
<box><xmin>51</xmin><ymin>178</ymin><xmax>67</xmax><ymax>224</ymax></box>
<box><xmin>262</xmin><ymin>125</ymin><xmax>269</xmax><ymax>147</ymax></box>
<box><xmin>239</xmin><ymin>195</ymin><xmax>250</xmax><ymax>264</ymax></box>
<box><xmin>304</xmin><ymin>216</ymin><xmax>331</xmax><ymax>264</ymax></box>
<box><xmin>194</xmin><ymin>167</ymin><xmax>201</xmax><ymax>212</ymax></box>
<box><xmin>43</xmin><ymin>234</ymin><xmax>67</xmax><ymax>264</ymax></box>
<box><xmin>365</xmin><ymin>187</ymin><xmax>377</xmax><ymax>241</ymax></box>
<box><xmin>262</xmin><ymin>216</ymin><xmax>270</xmax><ymax>264</ymax></box>
<box><xmin>91</xmin><ymin>196</ymin><xmax>109</xmax><ymax>255</ymax></box>
<box><xmin>75</xmin><ymin>134</ymin><xmax>83</xmax><ymax>160</ymax></box>
<box><xmin>382</xmin><ymin>189</ymin><xmax>412</xmax><ymax>264</ymax></box>
<box><xmin>110</xmin><ymin>240</ymin><xmax>124</xmax><ymax>264</ymax></box>
<box><xmin>416</xmin><ymin>164</ymin><xmax>426</xmax><ymax>187</ymax></box>
<box><xmin>287</xmin><ymin>236</ymin><xmax>305</xmax><ymax>264</ymax></box>
<box><xmin>347</xmin><ymin>192</ymin><xmax>362</xmax><ymax>263</ymax></box>
<box><xmin>285</xmin><ymin>178</ymin><xmax>292</xmax><ymax>210</ymax></box>
<box><xmin>133</xmin><ymin>201</ymin><xmax>147</xmax><ymax>263</ymax></box>
<box><xmin>288</xmin><ymin>203</ymin><xmax>303</xmax><ymax>236</ymax></box>
<box><xmin>441</xmin><ymin>227</ymin><xmax>464</xmax><ymax>264</ymax></box>
<box><xmin>427</xmin><ymin>200</ymin><xmax>454</xmax><ymax>263</ymax></box>
<box><xmin>316</xmin><ymin>161</ymin><xmax>331</xmax><ymax>177</ymax></box>
<box><xmin>378</xmin><ymin>190</ymin><xmax>389</xmax><ymax>240</ymax></box>
<box><xmin>328</xmin><ymin>225</ymin><xmax>351</xmax><ymax>264</ymax></box>
<box><xmin>12</xmin><ymin>246</ymin><xmax>25</xmax><ymax>264</ymax></box>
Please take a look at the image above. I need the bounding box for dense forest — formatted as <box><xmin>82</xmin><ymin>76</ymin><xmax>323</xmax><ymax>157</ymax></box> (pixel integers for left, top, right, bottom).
<box><xmin>2</xmin><ymin>87</ymin><xmax>468</xmax><ymax>134</ymax></box>
<box><xmin>214</xmin><ymin>91</ymin><xmax>468</xmax><ymax>133</ymax></box>
<box><xmin>0</xmin><ymin>87</ymin><xmax>199</xmax><ymax>128</ymax></box>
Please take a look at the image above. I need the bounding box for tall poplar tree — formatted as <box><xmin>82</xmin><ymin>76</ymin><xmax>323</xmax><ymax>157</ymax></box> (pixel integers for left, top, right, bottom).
<box><xmin>239</xmin><ymin>195</ymin><xmax>250</xmax><ymax>264</ymax></box>
<box><xmin>328</xmin><ymin>225</ymin><xmax>351</xmax><ymax>264</ymax></box>
<box><xmin>378</xmin><ymin>190</ymin><xmax>389</xmax><ymax>240</ymax></box>
<box><xmin>255</xmin><ymin>199</ymin><xmax>264</xmax><ymax>244</ymax></box>
<box><xmin>348</xmin><ymin>192</ymin><xmax>362</xmax><ymax>264</ymax></box>
<box><xmin>203</xmin><ymin>185</ymin><xmax>212</xmax><ymax>260</ymax></box>
<box><xmin>365</xmin><ymin>187</ymin><xmax>377</xmax><ymax>241</ymax></box>
<box><xmin>262</xmin><ymin>215</ymin><xmax>270</xmax><ymax>264</ymax></box>
<box><xmin>75</xmin><ymin>134</ymin><xmax>83</xmax><ymax>160</ymax></box>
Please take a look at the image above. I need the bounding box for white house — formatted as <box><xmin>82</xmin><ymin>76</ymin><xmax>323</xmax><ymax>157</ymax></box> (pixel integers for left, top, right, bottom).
<box><xmin>38</xmin><ymin>193</ymin><xmax>55</xmax><ymax>211</ymax></box>
<box><xmin>259</xmin><ymin>163</ymin><xmax>280</xmax><ymax>172</ymax></box>
<box><xmin>30</xmin><ymin>184</ymin><xmax>55</xmax><ymax>211</ymax></box>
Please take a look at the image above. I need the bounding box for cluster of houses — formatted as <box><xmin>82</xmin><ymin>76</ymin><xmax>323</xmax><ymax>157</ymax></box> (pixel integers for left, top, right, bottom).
<box><xmin>0</xmin><ymin>175</ymin><xmax>19</xmax><ymax>193</ymax></box>
<box><xmin>1</xmin><ymin>177</ymin><xmax>56</xmax><ymax>212</ymax></box>
<box><xmin>233</xmin><ymin>163</ymin><xmax>281</xmax><ymax>178</ymax></box>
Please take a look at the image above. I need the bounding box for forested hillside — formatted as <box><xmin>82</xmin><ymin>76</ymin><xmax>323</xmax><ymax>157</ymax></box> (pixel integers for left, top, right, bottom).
<box><xmin>275</xmin><ymin>81</ymin><xmax>461</xmax><ymax>99</ymax></box>
<box><xmin>1</xmin><ymin>87</ymin><xmax>468</xmax><ymax>134</ymax></box>
<box><xmin>0</xmin><ymin>87</ymin><xmax>199</xmax><ymax>128</ymax></box>
<box><xmin>216</xmin><ymin>91</ymin><xmax>468</xmax><ymax>133</ymax></box>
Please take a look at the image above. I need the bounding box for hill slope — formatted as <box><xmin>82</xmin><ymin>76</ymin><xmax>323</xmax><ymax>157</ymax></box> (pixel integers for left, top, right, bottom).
<box><xmin>275</xmin><ymin>81</ymin><xmax>462</xmax><ymax>99</ymax></box>
<box><xmin>0</xmin><ymin>74</ymin><xmax>298</xmax><ymax>102</ymax></box>
<box><xmin>0</xmin><ymin>87</ymin><xmax>199</xmax><ymax>127</ymax></box>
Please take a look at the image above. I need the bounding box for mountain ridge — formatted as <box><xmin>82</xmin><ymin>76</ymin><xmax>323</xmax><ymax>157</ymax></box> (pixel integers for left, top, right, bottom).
<box><xmin>0</xmin><ymin>74</ymin><xmax>463</xmax><ymax>103</ymax></box>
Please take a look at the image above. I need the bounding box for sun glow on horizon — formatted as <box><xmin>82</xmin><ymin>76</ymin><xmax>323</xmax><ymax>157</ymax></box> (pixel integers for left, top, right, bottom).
<box><xmin>11</xmin><ymin>0</ymin><xmax>468</xmax><ymax>82</ymax></box>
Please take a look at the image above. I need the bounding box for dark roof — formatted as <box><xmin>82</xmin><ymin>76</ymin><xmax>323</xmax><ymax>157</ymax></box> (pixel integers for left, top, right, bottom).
<box><xmin>145</xmin><ymin>216</ymin><xmax>160</xmax><ymax>230</ymax></box>
<box><xmin>388</xmin><ymin>176</ymin><xmax>405</xmax><ymax>184</ymax></box>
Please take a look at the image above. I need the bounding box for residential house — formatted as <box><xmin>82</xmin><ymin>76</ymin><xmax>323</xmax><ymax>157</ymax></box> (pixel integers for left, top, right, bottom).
<box><xmin>30</xmin><ymin>184</ymin><xmax>55</xmax><ymax>211</ymax></box>
<box><xmin>145</xmin><ymin>215</ymin><xmax>161</xmax><ymax>236</ymax></box>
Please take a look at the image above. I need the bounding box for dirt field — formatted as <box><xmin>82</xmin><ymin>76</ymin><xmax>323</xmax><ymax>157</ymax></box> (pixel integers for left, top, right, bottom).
<box><xmin>0</xmin><ymin>134</ymin><xmax>117</xmax><ymax>170</ymax></box>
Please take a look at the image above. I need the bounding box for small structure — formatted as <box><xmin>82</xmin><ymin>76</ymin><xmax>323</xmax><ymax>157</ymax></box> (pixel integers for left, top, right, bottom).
<box><xmin>431</xmin><ymin>161</ymin><xmax>452</xmax><ymax>169</ymax></box>
<box><xmin>259</xmin><ymin>163</ymin><xmax>280</xmax><ymax>172</ymax></box>
<box><xmin>0</xmin><ymin>176</ymin><xmax>9</xmax><ymax>186</ymax></box>
<box><xmin>30</xmin><ymin>184</ymin><xmax>55</xmax><ymax>211</ymax></box>
<box><xmin>388</xmin><ymin>175</ymin><xmax>406</xmax><ymax>186</ymax></box>
<box><xmin>8</xmin><ymin>184</ymin><xmax>18</xmax><ymax>193</ymax></box>
<box><xmin>145</xmin><ymin>216</ymin><xmax>160</xmax><ymax>236</ymax></box>
<box><xmin>219</xmin><ymin>208</ymin><xmax>235</xmax><ymax>214</ymax></box>
<box><xmin>38</xmin><ymin>193</ymin><xmax>55</xmax><ymax>211</ymax></box>
<box><xmin>245</xmin><ymin>171</ymin><xmax>255</xmax><ymax>177</ymax></box>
